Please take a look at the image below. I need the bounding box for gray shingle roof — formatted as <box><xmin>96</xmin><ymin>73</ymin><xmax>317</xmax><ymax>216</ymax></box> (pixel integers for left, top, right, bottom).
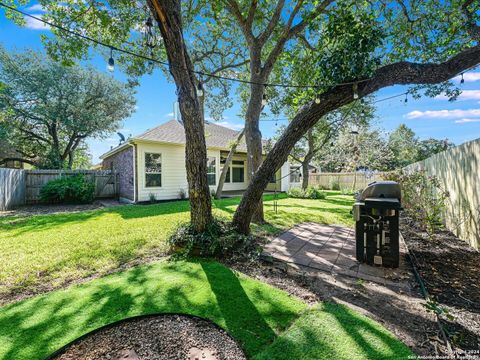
<box><xmin>135</xmin><ymin>120</ymin><xmax>247</xmax><ymax>152</ymax></box>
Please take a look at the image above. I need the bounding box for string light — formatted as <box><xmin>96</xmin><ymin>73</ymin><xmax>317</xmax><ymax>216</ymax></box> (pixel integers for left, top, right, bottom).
<box><xmin>460</xmin><ymin>72</ymin><xmax>465</xmax><ymax>84</ymax></box>
<box><xmin>404</xmin><ymin>93</ymin><xmax>408</xmax><ymax>103</ymax></box>
<box><xmin>352</xmin><ymin>83</ymin><xmax>359</xmax><ymax>99</ymax></box>
<box><xmin>2</xmin><ymin>3</ymin><xmax>476</xmax><ymax>93</ymax></box>
<box><xmin>197</xmin><ymin>82</ymin><xmax>204</xmax><ymax>97</ymax></box>
<box><xmin>107</xmin><ymin>47</ymin><xmax>114</xmax><ymax>72</ymax></box>
<box><xmin>262</xmin><ymin>86</ymin><xmax>268</xmax><ymax>106</ymax></box>
<box><xmin>315</xmin><ymin>97</ymin><xmax>321</xmax><ymax>104</ymax></box>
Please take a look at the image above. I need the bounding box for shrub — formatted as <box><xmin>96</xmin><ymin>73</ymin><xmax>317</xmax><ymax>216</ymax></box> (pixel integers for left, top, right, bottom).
<box><xmin>39</xmin><ymin>175</ymin><xmax>95</xmax><ymax>204</ymax></box>
<box><xmin>148</xmin><ymin>192</ymin><xmax>157</xmax><ymax>204</ymax></box>
<box><xmin>168</xmin><ymin>217</ymin><xmax>260</xmax><ymax>259</ymax></box>
<box><xmin>385</xmin><ymin>170</ymin><xmax>449</xmax><ymax>239</ymax></box>
<box><xmin>178</xmin><ymin>188</ymin><xmax>187</xmax><ymax>200</ymax></box>
<box><xmin>329</xmin><ymin>178</ymin><xmax>340</xmax><ymax>190</ymax></box>
<box><xmin>287</xmin><ymin>186</ymin><xmax>326</xmax><ymax>199</ymax></box>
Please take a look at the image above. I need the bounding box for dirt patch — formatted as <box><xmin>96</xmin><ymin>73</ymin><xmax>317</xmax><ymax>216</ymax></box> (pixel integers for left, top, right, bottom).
<box><xmin>51</xmin><ymin>314</ymin><xmax>246</xmax><ymax>360</ymax></box>
<box><xmin>0</xmin><ymin>199</ymin><xmax>125</xmax><ymax>217</ymax></box>
<box><xmin>401</xmin><ymin>216</ymin><xmax>480</xmax><ymax>353</ymax></box>
<box><xmin>232</xmin><ymin>259</ymin><xmax>447</xmax><ymax>357</ymax></box>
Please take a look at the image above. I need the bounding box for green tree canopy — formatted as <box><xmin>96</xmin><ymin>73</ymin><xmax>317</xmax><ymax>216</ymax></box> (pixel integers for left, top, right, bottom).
<box><xmin>0</xmin><ymin>47</ymin><xmax>136</xmax><ymax>169</ymax></box>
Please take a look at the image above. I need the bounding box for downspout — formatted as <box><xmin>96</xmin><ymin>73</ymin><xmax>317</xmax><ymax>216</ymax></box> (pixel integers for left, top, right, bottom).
<box><xmin>128</xmin><ymin>142</ymin><xmax>136</xmax><ymax>203</ymax></box>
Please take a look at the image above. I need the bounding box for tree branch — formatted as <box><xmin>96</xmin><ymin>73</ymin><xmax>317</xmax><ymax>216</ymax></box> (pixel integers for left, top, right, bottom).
<box><xmin>223</xmin><ymin>0</ymin><xmax>254</xmax><ymax>43</ymax></box>
<box><xmin>233</xmin><ymin>43</ymin><xmax>480</xmax><ymax>232</ymax></box>
<box><xmin>257</xmin><ymin>0</ymin><xmax>286</xmax><ymax>45</ymax></box>
<box><xmin>0</xmin><ymin>157</ymin><xmax>37</xmax><ymax>166</ymax></box>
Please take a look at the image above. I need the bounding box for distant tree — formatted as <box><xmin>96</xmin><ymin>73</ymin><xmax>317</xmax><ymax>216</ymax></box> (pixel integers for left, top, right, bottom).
<box><xmin>318</xmin><ymin>126</ymin><xmax>393</xmax><ymax>173</ymax></box>
<box><xmin>417</xmin><ymin>138</ymin><xmax>454</xmax><ymax>161</ymax></box>
<box><xmin>387</xmin><ymin>124</ymin><xmax>420</xmax><ymax>169</ymax></box>
<box><xmin>0</xmin><ymin>47</ymin><xmax>135</xmax><ymax>169</ymax></box>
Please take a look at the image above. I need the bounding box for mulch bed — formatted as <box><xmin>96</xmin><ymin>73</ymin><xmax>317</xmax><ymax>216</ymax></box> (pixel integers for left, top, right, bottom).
<box><xmin>401</xmin><ymin>216</ymin><xmax>480</xmax><ymax>354</ymax></box>
<box><xmin>51</xmin><ymin>314</ymin><xmax>246</xmax><ymax>360</ymax></box>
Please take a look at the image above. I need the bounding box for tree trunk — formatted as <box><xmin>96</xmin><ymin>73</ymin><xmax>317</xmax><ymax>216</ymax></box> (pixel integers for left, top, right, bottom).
<box><xmin>301</xmin><ymin>160</ymin><xmax>309</xmax><ymax>190</ymax></box>
<box><xmin>215</xmin><ymin>129</ymin><xmax>244</xmax><ymax>199</ymax></box>
<box><xmin>148</xmin><ymin>0</ymin><xmax>212</xmax><ymax>232</ymax></box>
<box><xmin>245</xmin><ymin>78</ymin><xmax>266</xmax><ymax>224</ymax></box>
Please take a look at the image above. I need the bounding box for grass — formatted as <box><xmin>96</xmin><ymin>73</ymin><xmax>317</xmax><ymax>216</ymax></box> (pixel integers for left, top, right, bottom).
<box><xmin>0</xmin><ymin>260</ymin><xmax>412</xmax><ymax>360</ymax></box>
<box><xmin>0</xmin><ymin>191</ymin><xmax>354</xmax><ymax>297</ymax></box>
<box><xmin>255</xmin><ymin>303</ymin><xmax>412</xmax><ymax>360</ymax></box>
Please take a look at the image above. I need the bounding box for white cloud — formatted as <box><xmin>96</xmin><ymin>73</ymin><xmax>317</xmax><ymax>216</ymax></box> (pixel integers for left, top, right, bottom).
<box><xmin>436</xmin><ymin>90</ymin><xmax>480</xmax><ymax>101</ymax></box>
<box><xmin>453</xmin><ymin>72</ymin><xmax>480</xmax><ymax>83</ymax></box>
<box><xmin>454</xmin><ymin>118</ymin><xmax>480</xmax><ymax>124</ymax></box>
<box><xmin>406</xmin><ymin>108</ymin><xmax>480</xmax><ymax>119</ymax></box>
<box><xmin>24</xmin><ymin>14</ymin><xmax>50</xmax><ymax>30</ymax></box>
<box><xmin>25</xmin><ymin>4</ymin><xmax>46</xmax><ymax>12</ymax></box>
<box><xmin>216</xmin><ymin>121</ymin><xmax>244</xmax><ymax>130</ymax></box>
<box><xmin>164</xmin><ymin>112</ymin><xmax>174</xmax><ymax>117</ymax></box>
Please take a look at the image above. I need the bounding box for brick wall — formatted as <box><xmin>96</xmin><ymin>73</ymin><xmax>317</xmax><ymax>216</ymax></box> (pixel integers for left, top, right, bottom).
<box><xmin>102</xmin><ymin>146</ymin><xmax>135</xmax><ymax>201</ymax></box>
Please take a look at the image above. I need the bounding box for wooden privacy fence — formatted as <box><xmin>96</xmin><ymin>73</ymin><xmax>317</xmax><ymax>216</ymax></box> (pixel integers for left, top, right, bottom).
<box><xmin>308</xmin><ymin>171</ymin><xmax>386</xmax><ymax>190</ymax></box>
<box><xmin>25</xmin><ymin>170</ymin><xmax>118</xmax><ymax>204</ymax></box>
<box><xmin>0</xmin><ymin>168</ymin><xmax>26</xmax><ymax>211</ymax></box>
<box><xmin>0</xmin><ymin>169</ymin><xmax>118</xmax><ymax>209</ymax></box>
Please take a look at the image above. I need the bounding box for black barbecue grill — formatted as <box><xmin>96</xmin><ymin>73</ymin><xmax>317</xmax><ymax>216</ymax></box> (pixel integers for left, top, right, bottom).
<box><xmin>353</xmin><ymin>181</ymin><xmax>402</xmax><ymax>268</ymax></box>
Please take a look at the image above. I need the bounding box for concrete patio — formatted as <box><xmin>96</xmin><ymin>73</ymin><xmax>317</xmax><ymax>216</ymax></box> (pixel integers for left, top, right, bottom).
<box><xmin>262</xmin><ymin>222</ymin><xmax>411</xmax><ymax>289</ymax></box>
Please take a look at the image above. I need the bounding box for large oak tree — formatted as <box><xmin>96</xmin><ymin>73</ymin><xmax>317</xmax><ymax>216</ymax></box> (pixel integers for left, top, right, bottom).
<box><xmin>0</xmin><ymin>47</ymin><xmax>135</xmax><ymax>169</ymax></box>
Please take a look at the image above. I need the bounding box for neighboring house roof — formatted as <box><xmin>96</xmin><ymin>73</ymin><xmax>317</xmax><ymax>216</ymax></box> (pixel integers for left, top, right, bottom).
<box><xmin>136</xmin><ymin>120</ymin><xmax>247</xmax><ymax>151</ymax></box>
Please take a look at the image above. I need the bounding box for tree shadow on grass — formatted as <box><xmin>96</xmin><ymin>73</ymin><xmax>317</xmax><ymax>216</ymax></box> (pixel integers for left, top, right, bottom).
<box><xmin>0</xmin><ymin>260</ymin><xmax>302</xmax><ymax>360</ymax></box>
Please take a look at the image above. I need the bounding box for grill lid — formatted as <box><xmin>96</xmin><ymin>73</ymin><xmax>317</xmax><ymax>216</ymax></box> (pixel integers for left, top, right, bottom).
<box><xmin>358</xmin><ymin>181</ymin><xmax>401</xmax><ymax>201</ymax></box>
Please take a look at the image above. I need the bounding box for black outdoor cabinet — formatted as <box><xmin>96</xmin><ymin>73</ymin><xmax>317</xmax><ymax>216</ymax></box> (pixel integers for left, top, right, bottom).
<box><xmin>352</xmin><ymin>181</ymin><xmax>402</xmax><ymax>268</ymax></box>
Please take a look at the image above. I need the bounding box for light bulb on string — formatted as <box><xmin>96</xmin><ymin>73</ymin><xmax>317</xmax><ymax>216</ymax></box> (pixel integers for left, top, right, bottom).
<box><xmin>352</xmin><ymin>83</ymin><xmax>359</xmax><ymax>99</ymax></box>
<box><xmin>460</xmin><ymin>73</ymin><xmax>465</xmax><ymax>84</ymax></box>
<box><xmin>197</xmin><ymin>82</ymin><xmax>204</xmax><ymax>97</ymax></box>
<box><xmin>404</xmin><ymin>93</ymin><xmax>408</xmax><ymax>103</ymax></box>
<box><xmin>107</xmin><ymin>47</ymin><xmax>115</xmax><ymax>72</ymax></box>
<box><xmin>262</xmin><ymin>86</ymin><xmax>267</xmax><ymax>106</ymax></box>
<box><xmin>315</xmin><ymin>97</ymin><xmax>321</xmax><ymax>104</ymax></box>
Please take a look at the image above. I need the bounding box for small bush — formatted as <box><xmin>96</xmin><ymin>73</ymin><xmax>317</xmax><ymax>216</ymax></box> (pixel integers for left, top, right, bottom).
<box><xmin>148</xmin><ymin>192</ymin><xmax>157</xmax><ymax>204</ymax></box>
<box><xmin>39</xmin><ymin>175</ymin><xmax>95</xmax><ymax>204</ymax></box>
<box><xmin>329</xmin><ymin>178</ymin><xmax>341</xmax><ymax>190</ymax></box>
<box><xmin>287</xmin><ymin>186</ymin><xmax>326</xmax><ymax>199</ymax></box>
<box><xmin>178</xmin><ymin>188</ymin><xmax>187</xmax><ymax>200</ymax></box>
<box><xmin>385</xmin><ymin>170</ymin><xmax>449</xmax><ymax>239</ymax></box>
<box><xmin>168</xmin><ymin>217</ymin><xmax>260</xmax><ymax>259</ymax></box>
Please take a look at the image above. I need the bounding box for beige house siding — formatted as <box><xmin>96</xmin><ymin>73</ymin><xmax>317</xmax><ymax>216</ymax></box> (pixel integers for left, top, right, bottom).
<box><xmin>405</xmin><ymin>138</ymin><xmax>480</xmax><ymax>249</ymax></box>
<box><xmin>106</xmin><ymin>140</ymin><xmax>287</xmax><ymax>203</ymax></box>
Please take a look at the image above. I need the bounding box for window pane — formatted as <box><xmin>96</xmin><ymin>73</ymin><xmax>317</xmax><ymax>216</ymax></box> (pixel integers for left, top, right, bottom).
<box><xmin>207</xmin><ymin>174</ymin><xmax>216</xmax><ymax>186</ymax></box>
<box><xmin>232</xmin><ymin>167</ymin><xmax>244</xmax><ymax>183</ymax></box>
<box><xmin>290</xmin><ymin>167</ymin><xmax>300</xmax><ymax>183</ymax></box>
<box><xmin>145</xmin><ymin>153</ymin><xmax>162</xmax><ymax>173</ymax></box>
<box><xmin>232</xmin><ymin>160</ymin><xmax>244</xmax><ymax>165</ymax></box>
<box><xmin>225</xmin><ymin>167</ymin><xmax>230</xmax><ymax>183</ymax></box>
<box><xmin>146</xmin><ymin>173</ymin><xmax>162</xmax><ymax>187</ymax></box>
<box><xmin>207</xmin><ymin>157</ymin><xmax>216</xmax><ymax>174</ymax></box>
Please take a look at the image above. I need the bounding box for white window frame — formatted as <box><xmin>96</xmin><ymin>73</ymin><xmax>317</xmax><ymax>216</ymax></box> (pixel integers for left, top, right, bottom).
<box><xmin>290</xmin><ymin>166</ymin><xmax>301</xmax><ymax>183</ymax></box>
<box><xmin>231</xmin><ymin>160</ymin><xmax>245</xmax><ymax>183</ymax></box>
<box><xmin>207</xmin><ymin>156</ymin><xmax>216</xmax><ymax>186</ymax></box>
<box><xmin>144</xmin><ymin>152</ymin><xmax>162</xmax><ymax>188</ymax></box>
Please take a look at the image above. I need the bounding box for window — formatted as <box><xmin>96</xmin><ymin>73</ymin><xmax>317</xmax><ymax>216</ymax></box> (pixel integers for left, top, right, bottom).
<box><xmin>232</xmin><ymin>159</ymin><xmax>245</xmax><ymax>183</ymax></box>
<box><xmin>290</xmin><ymin>166</ymin><xmax>301</xmax><ymax>183</ymax></box>
<box><xmin>207</xmin><ymin>157</ymin><xmax>216</xmax><ymax>186</ymax></box>
<box><xmin>145</xmin><ymin>152</ymin><xmax>162</xmax><ymax>187</ymax></box>
<box><xmin>219</xmin><ymin>157</ymin><xmax>245</xmax><ymax>183</ymax></box>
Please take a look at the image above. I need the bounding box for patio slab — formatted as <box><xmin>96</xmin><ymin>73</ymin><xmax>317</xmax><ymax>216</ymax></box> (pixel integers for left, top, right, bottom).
<box><xmin>262</xmin><ymin>223</ymin><xmax>411</xmax><ymax>289</ymax></box>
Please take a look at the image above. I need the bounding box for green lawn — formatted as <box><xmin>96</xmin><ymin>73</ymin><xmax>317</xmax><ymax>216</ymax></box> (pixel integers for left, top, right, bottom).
<box><xmin>0</xmin><ymin>192</ymin><xmax>354</xmax><ymax>297</ymax></box>
<box><xmin>0</xmin><ymin>260</ymin><xmax>412</xmax><ymax>360</ymax></box>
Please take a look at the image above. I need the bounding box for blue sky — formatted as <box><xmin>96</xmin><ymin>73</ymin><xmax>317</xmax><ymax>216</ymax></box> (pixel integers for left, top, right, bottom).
<box><xmin>1</xmin><ymin>5</ymin><xmax>480</xmax><ymax>164</ymax></box>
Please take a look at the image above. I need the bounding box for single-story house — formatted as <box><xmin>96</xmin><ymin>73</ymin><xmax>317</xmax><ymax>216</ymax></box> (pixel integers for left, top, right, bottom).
<box><xmin>100</xmin><ymin>119</ymin><xmax>302</xmax><ymax>203</ymax></box>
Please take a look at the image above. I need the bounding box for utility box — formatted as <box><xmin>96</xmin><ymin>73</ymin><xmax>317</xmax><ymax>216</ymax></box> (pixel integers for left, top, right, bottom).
<box><xmin>353</xmin><ymin>181</ymin><xmax>402</xmax><ymax>268</ymax></box>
